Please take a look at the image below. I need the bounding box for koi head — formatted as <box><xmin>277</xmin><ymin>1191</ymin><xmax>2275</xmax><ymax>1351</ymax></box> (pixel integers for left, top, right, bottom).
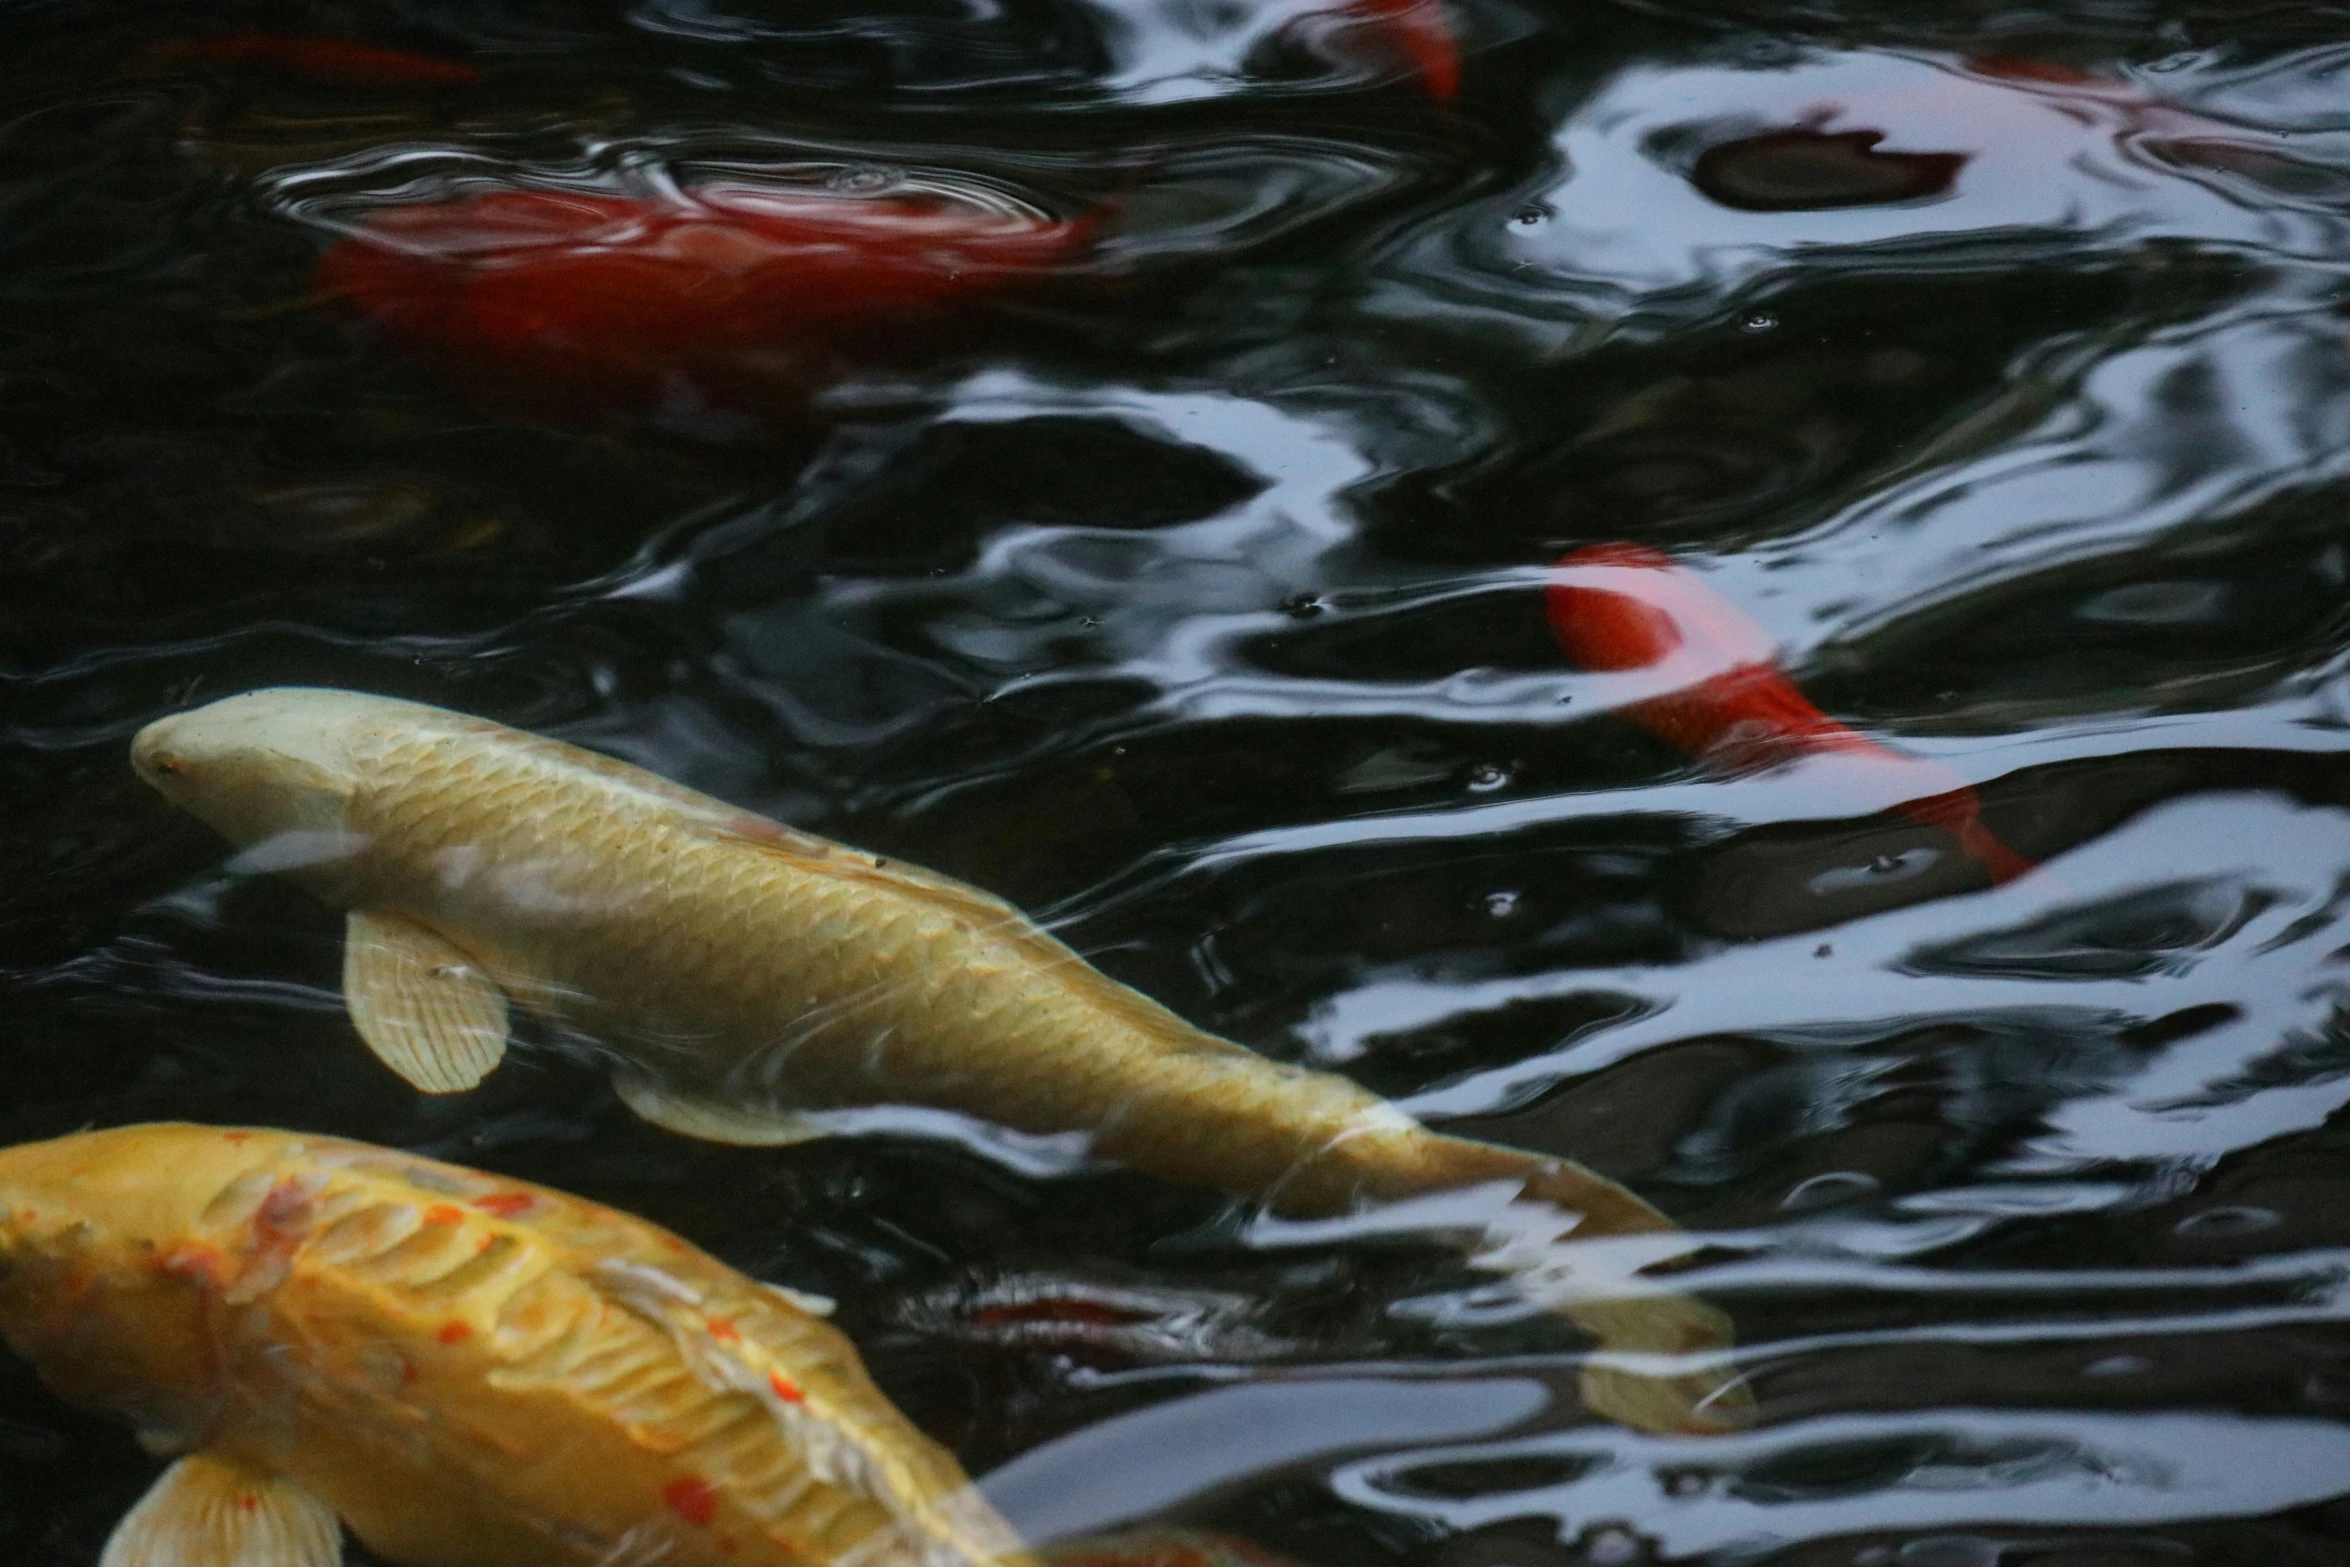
<box><xmin>0</xmin><ymin>1126</ymin><xmax>277</xmax><ymax>1440</ymax></box>
<box><xmin>132</xmin><ymin>687</ymin><xmax>403</xmax><ymax>854</ymax></box>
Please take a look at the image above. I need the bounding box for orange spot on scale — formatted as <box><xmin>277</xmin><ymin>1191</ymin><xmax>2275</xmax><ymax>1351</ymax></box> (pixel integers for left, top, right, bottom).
<box><xmin>717</xmin><ymin>1537</ymin><xmax>739</xmax><ymax>1555</ymax></box>
<box><xmin>422</xmin><ymin>1204</ymin><xmax>465</xmax><ymax>1226</ymax></box>
<box><xmin>61</xmin><ymin>1269</ymin><xmax>90</xmax><ymax>1295</ymax></box>
<box><xmin>768</xmin><ymin>1373</ymin><xmax>804</xmax><ymax>1404</ymax></box>
<box><xmin>705</xmin><ymin>1317</ymin><xmax>738</xmax><ymax>1342</ymax></box>
<box><xmin>663</xmin><ymin>1477</ymin><xmax>718</xmax><ymax>1526</ymax></box>
<box><xmin>238</xmin><ymin>1494</ymin><xmax>258</xmax><ymax>1513</ymax></box>
<box><xmin>471</xmin><ymin>1192</ymin><xmax>536</xmax><ymax>1219</ymax></box>
<box><xmin>476</xmin><ymin>1236</ymin><xmax>496</xmax><ymax>1254</ymax></box>
<box><xmin>222</xmin><ymin>1132</ymin><xmax>252</xmax><ymax>1144</ymax></box>
<box><xmin>154</xmin><ymin>1245</ymin><xmax>222</xmax><ymax>1285</ymax></box>
<box><xmin>437</xmin><ymin>1321</ymin><xmax>473</xmax><ymax>1345</ymax></box>
<box><xmin>662</xmin><ymin>1235</ymin><xmax>686</xmax><ymax>1252</ymax></box>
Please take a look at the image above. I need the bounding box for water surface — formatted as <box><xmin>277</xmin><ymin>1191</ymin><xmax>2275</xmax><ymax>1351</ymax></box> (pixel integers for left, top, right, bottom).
<box><xmin>6</xmin><ymin>0</ymin><xmax>2350</xmax><ymax>1562</ymax></box>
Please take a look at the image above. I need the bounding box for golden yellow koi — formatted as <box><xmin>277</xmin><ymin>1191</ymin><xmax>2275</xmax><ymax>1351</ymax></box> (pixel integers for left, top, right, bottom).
<box><xmin>132</xmin><ymin>688</ymin><xmax>1747</xmax><ymax>1434</ymax></box>
<box><xmin>0</xmin><ymin>1122</ymin><xmax>1028</xmax><ymax>1567</ymax></box>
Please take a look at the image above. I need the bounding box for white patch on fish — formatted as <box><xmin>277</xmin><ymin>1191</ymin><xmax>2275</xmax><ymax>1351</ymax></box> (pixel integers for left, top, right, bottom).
<box><xmin>224</xmin><ymin>829</ymin><xmax>373</xmax><ymax>875</ymax></box>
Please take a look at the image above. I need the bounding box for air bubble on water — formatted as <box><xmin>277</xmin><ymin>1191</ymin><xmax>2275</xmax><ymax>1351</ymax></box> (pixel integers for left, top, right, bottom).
<box><xmin>1584</xmin><ymin>1525</ymin><xmax>1643</xmax><ymax>1566</ymax></box>
<box><xmin>829</xmin><ymin>164</ymin><xmax>899</xmax><ymax>194</ymax></box>
<box><xmin>1781</xmin><ymin>1170</ymin><xmax>1881</xmax><ymax>1211</ymax></box>
<box><xmin>1739</xmin><ymin>311</ymin><xmax>1777</xmax><ymax>333</ymax></box>
<box><xmin>2173</xmin><ymin>1204</ymin><xmax>2280</xmax><ymax>1238</ymax></box>
<box><xmin>1280</xmin><ymin>592</ymin><xmax>1326</xmax><ymax>619</ymax></box>
<box><xmin>1077</xmin><ymin>615</ymin><xmax>1102</xmax><ymax>629</ymax></box>
<box><xmin>2085</xmin><ymin>1354</ymin><xmax>2152</xmax><ymax>1377</ymax></box>
<box><xmin>1467</xmin><ymin>763</ymin><xmax>1510</xmax><ymax>792</ymax></box>
<box><xmin>1483</xmin><ymin>890</ymin><xmax>1520</xmax><ymax>917</ymax></box>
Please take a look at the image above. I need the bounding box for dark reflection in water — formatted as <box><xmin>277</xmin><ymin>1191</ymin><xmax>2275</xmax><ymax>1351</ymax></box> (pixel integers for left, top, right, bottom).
<box><xmin>6</xmin><ymin>0</ymin><xmax>2350</xmax><ymax>1562</ymax></box>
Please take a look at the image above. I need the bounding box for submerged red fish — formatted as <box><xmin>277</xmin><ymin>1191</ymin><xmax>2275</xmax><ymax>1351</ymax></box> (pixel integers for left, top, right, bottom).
<box><xmin>315</xmin><ymin>186</ymin><xmax>1096</xmax><ymax>427</ymax></box>
<box><xmin>1337</xmin><ymin>0</ymin><xmax>1459</xmax><ymax>100</ymax></box>
<box><xmin>168</xmin><ymin>33</ymin><xmax>481</xmax><ymax>88</ymax></box>
<box><xmin>1545</xmin><ymin>543</ymin><xmax>2035</xmax><ymax>885</ymax></box>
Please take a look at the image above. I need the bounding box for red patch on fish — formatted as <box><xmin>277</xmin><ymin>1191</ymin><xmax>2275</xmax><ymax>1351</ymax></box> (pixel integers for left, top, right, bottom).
<box><xmin>469</xmin><ymin>1192</ymin><xmax>536</xmax><ymax>1219</ymax></box>
<box><xmin>167</xmin><ymin>33</ymin><xmax>481</xmax><ymax>87</ymax></box>
<box><xmin>437</xmin><ymin>1321</ymin><xmax>473</xmax><ymax>1345</ymax></box>
<box><xmin>422</xmin><ymin>1204</ymin><xmax>464</xmax><ymax>1226</ymax></box>
<box><xmin>314</xmin><ymin>186</ymin><xmax>1095</xmax><ymax>427</ymax></box>
<box><xmin>256</xmin><ymin>1179</ymin><xmax>315</xmax><ymax>1236</ymax></box>
<box><xmin>705</xmin><ymin>1316</ymin><xmax>739</xmax><ymax>1342</ymax></box>
<box><xmin>1545</xmin><ymin>544</ymin><xmax>2035</xmax><ymax>885</ymax></box>
<box><xmin>663</xmin><ymin>1477</ymin><xmax>719</xmax><ymax>1526</ymax></box>
<box><xmin>768</xmin><ymin>1372</ymin><xmax>804</xmax><ymax>1403</ymax></box>
<box><xmin>1964</xmin><ymin>55</ymin><xmax>2107</xmax><ymax>88</ymax></box>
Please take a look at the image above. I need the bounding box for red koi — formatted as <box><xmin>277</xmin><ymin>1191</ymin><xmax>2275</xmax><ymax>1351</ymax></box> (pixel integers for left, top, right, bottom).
<box><xmin>1340</xmin><ymin>0</ymin><xmax>1460</xmax><ymax>101</ymax></box>
<box><xmin>315</xmin><ymin>186</ymin><xmax>1094</xmax><ymax>426</ymax></box>
<box><xmin>1545</xmin><ymin>543</ymin><xmax>2036</xmax><ymax>885</ymax></box>
<box><xmin>168</xmin><ymin>34</ymin><xmax>481</xmax><ymax>88</ymax></box>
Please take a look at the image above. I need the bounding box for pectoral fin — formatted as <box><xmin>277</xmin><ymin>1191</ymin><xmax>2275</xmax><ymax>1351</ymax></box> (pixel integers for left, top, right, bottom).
<box><xmin>343</xmin><ymin>910</ymin><xmax>509</xmax><ymax>1093</ymax></box>
<box><xmin>614</xmin><ymin>1072</ymin><xmax>827</xmax><ymax>1147</ymax></box>
<box><xmin>100</xmin><ymin>1453</ymin><xmax>342</xmax><ymax>1567</ymax></box>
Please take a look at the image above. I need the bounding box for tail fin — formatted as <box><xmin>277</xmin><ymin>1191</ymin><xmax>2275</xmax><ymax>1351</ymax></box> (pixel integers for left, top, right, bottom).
<box><xmin>1301</xmin><ymin>1129</ymin><xmax>1754</xmax><ymax>1435</ymax></box>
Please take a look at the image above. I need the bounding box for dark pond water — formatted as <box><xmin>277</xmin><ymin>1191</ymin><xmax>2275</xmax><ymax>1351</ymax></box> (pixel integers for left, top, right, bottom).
<box><xmin>8</xmin><ymin>0</ymin><xmax>2350</xmax><ymax>1561</ymax></box>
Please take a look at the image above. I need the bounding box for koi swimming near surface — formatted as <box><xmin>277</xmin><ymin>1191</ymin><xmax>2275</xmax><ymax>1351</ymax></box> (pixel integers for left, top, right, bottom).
<box><xmin>132</xmin><ymin>688</ymin><xmax>1750</xmax><ymax>1436</ymax></box>
<box><xmin>313</xmin><ymin>187</ymin><xmax>1097</xmax><ymax>430</ymax></box>
<box><xmin>0</xmin><ymin>1122</ymin><xmax>1031</xmax><ymax>1567</ymax></box>
<box><xmin>166</xmin><ymin>33</ymin><xmax>482</xmax><ymax>87</ymax></box>
<box><xmin>1545</xmin><ymin>543</ymin><xmax>2036</xmax><ymax>885</ymax></box>
<box><xmin>1333</xmin><ymin>0</ymin><xmax>1459</xmax><ymax>100</ymax></box>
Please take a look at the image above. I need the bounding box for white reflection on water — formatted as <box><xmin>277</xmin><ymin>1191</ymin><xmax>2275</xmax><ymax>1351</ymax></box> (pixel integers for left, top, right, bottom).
<box><xmin>1326</xmin><ymin>1408</ymin><xmax>2350</xmax><ymax>1550</ymax></box>
<box><xmin>981</xmin><ymin>1373</ymin><xmax>1552</xmax><ymax>1541</ymax></box>
<box><xmin>1290</xmin><ymin>790</ymin><xmax>2350</xmax><ymax>1177</ymax></box>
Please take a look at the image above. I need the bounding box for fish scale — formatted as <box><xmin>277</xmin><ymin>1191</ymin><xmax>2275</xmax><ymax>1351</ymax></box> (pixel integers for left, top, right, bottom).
<box><xmin>0</xmin><ymin>1124</ymin><xmax>1032</xmax><ymax>1567</ymax></box>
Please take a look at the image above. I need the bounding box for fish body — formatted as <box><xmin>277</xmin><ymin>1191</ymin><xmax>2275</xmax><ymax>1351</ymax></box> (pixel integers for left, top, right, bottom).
<box><xmin>1546</xmin><ymin>543</ymin><xmax>2034</xmax><ymax>884</ymax></box>
<box><xmin>0</xmin><ymin>1123</ymin><xmax>1029</xmax><ymax>1567</ymax></box>
<box><xmin>315</xmin><ymin>188</ymin><xmax>1093</xmax><ymax>427</ymax></box>
<box><xmin>168</xmin><ymin>33</ymin><xmax>482</xmax><ymax>87</ymax></box>
<box><xmin>1333</xmin><ymin>0</ymin><xmax>1459</xmax><ymax>100</ymax></box>
<box><xmin>133</xmin><ymin>688</ymin><xmax>1746</xmax><ymax>1434</ymax></box>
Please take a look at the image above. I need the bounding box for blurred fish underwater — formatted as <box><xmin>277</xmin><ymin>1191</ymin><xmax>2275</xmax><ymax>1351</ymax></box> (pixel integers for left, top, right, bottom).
<box><xmin>7</xmin><ymin>0</ymin><xmax>2350</xmax><ymax>1563</ymax></box>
